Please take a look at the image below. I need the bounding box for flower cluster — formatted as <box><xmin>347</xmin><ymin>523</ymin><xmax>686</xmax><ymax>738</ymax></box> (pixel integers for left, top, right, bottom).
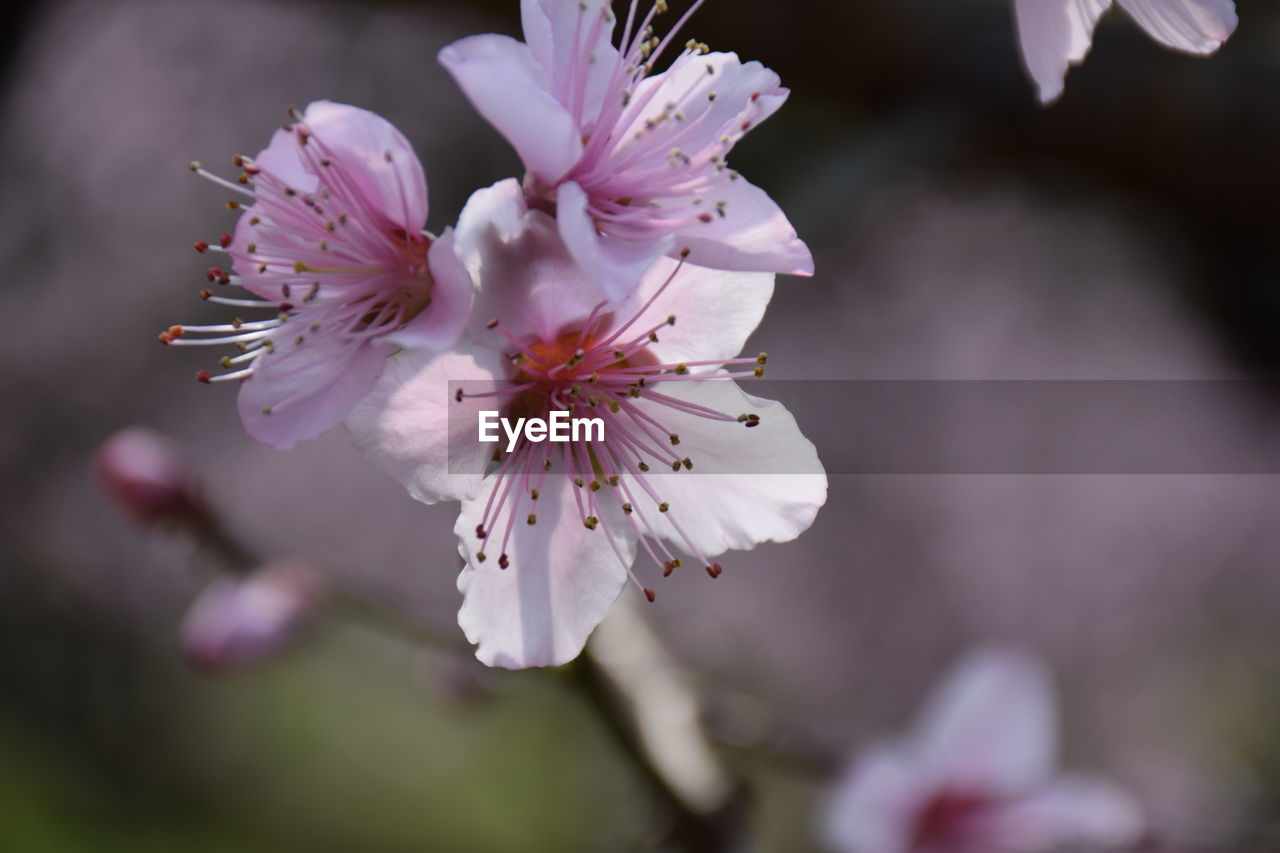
<box><xmin>165</xmin><ymin>0</ymin><xmax>826</xmax><ymax>669</ymax></box>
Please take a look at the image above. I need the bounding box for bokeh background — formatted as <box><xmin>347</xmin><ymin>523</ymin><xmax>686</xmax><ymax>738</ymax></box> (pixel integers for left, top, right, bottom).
<box><xmin>2</xmin><ymin>0</ymin><xmax>1280</xmax><ymax>849</ymax></box>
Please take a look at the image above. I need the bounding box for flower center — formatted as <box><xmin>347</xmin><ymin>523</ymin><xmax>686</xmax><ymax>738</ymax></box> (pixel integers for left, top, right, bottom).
<box><xmin>457</xmin><ymin>259</ymin><xmax>768</xmax><ymax>598</ymax></box>
<box><xmin>911</xmin><ymin>790</ymin><xmax>989</xmax><ymax>849</ymax></box>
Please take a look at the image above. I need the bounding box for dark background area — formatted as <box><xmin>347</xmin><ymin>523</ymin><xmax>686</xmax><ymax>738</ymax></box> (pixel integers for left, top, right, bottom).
<box><xmin>1</xmin><ymin>0</ymin><xmax>1279</xmax><ymax>849</ymax></box>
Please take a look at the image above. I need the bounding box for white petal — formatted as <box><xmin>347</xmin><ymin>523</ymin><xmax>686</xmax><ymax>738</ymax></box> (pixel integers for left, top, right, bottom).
<box><xmin>912</xmin><ymin>647</ymin><xmax>1058</xmax><ymax>797</ymax></box>
<box><xmin>821</xmin><ymin>744</ymin><xmax>924</xmax><ymax>853</ymax></box>
<box><xmin>1117</xmin><ymin>0</ymin><xmax>1237</xmax><ymax>53</ymax></box>
<box><xmin>456</xmin><ymin>180</ymin><xmax>610</xmax><ymax>344</ymax></box>
<box><xmin>615</xmin><ymin>259</ymin><xmax>774</xmax><ymax>370</ymax></box>
<box><xmin>672</xmin><ymin>174</ymin><xmax>814</xmax><ymax>277</ymax></box>
<box><xmin>557</xmin><ymin>180</ymin><xmax>666</xmax><ymax>302</ymax></box>
<box><xmin>984</xmin><ymin>775</ymin><xmax>1145</xmax><ymax>849</ymax></box>
<box><xmin>237</xmin><ymin>324</ymin><xmax>387</xmax><ymax>450</ymax></box>
<box><xmin>456</xmin><ymin>474</ymin><xmax>634</xmax><ymax>668</ymax></box>
<box><xmin>629</xmin><ymin>379</ymin><xmax>827</xmax><ymax>558</ymax></box>
<box><xmin>345</xmin><ymin>343</ymin><xmax>506</xmax><ymax>505</ymax></box>
<box><xmin>387</xmin><ymin>228</ymin><xmax>473</xmax><ymax>351</ymax></box>
<box><xmin>1014</xmin><ymin>0</ymin><xmax>1113</xmax><ymax>103</ymax></box>
<box><xmin>438</xmin><ymin>34</ymin><xmax>584</xmax><ymax>184</ymax></box>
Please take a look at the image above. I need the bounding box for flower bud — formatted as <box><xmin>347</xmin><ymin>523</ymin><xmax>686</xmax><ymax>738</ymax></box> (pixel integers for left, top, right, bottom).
<box><xmin>181</xmin><ymin>559</ymin><xmax>325</xmax><ymax>674</ymax></box>
<box><xmin>94</xmin><ymin>427</ymin><xmax>208</xmax><ymax>529</ymax></box>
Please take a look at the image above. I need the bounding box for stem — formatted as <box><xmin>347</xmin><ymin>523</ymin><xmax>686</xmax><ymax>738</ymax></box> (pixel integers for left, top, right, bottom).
<box><xmin>566</xmin><ymin>653</ymin><xmax>743</xmax><ymax>852</ymax></box>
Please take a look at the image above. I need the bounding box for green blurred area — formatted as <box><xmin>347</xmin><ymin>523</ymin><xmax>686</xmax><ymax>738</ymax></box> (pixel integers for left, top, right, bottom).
<box><xmin>0</xmin><ymin>623</ymin><xmax>644</xmax><ymax>852</ymax></box>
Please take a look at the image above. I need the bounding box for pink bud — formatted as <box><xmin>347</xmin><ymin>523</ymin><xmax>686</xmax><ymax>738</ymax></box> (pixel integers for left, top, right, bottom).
<box><xmin>94</xmin><ymin>427</ymin><xmax>207</xmax><ymax>529</ymax></box>
<box><xmin>181</xmin><ymin>559</ymin><xmax>325</xmax><ymax>674</ymax></box>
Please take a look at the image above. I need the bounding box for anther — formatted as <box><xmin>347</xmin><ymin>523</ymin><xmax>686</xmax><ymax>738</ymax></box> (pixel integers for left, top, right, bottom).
<box><xmin>193</xmin><ymin>241</ymin><xmax>209</xmax><ymax>253</ymax></box>
<box><xmin>673</xmin><ymin>365</ymin><xmax>688</xmax><ymax>375</ymax></box>
<box><xmin>658</xmin><ymin>502</ymin><xmax>670</xmax><ymax>513</ymax></box>
<box><xmin>527</xmin><ymin>514</ymin><xmax>537</xmax><ymax>525</ymax></box>
<box><xmin>622</xmin><ymin>503</ymin><xmax>633</xmax><ymax>514</ymax></box>
<box><xmin>477</xmin><ymin>551</ymin><xmax>487</xmax><ymax>563</ymax></box>
<box><xmin>588</xmin><ymin>481</ymin><xmax>602</xmax><ymax>492</ymax></box>
<box><xmin>644</xmin><ymin>588</ymin><xmax>656</xmax><ymax>603</ymax></box>
<box><xmin>476</xmin><ymin>525</ymin><xmax>488</xmax><ymax>539</ymax></box>
<box><xmin>671</xmin><ymin>460</ymin><xmax>681</xmax><ymax>471</ymax></box>
<box><xmin>531</xmin><ymin>489</ymin><xmax>540</xmax><ymax>500</ymax></box>
<box><xmin>757</xmin><ymin>353</ymin><xmax>768</xmax><ymax>365</ymax></box>
<box><xmin>498</xmin><ymin>554</ymin><xmax>509</xmax><ymax>569</ymax></box>
<box><xmin>199</xmin><ymin>289</ymin><xmax>213</xmax><ymax>300</ymax></box>
<box><xmin>669</xmin><ymin>433</ymin><xmax>680</xmax><ymax>445</ymax></box>
<box><xmin>638</xmin><ymin>462</ymin><xmax>650</xmax><ymax>472</ymax></box>
<box><xmin>682</xmin><ymin>458</ymin><xmax>693</xmax><ymax>470</ymax></box>
<box><xmin>707</xmin><ymin>562</ymin><xmax>723</xmax><ymax>579</ymax></box>
<box><xmin>584</xmin><ymin>516</ymin><xmax>599</xmax><ymax>530</ymax></box>
<box><xmin>195</xmin><ymin>370</ymin><xmax>212</xmax><ymax>384</ymax></box>
<box><xmin>455</xmin><ymin>388</ymin><xmax>464</xmax><ymax>403</ymax></box>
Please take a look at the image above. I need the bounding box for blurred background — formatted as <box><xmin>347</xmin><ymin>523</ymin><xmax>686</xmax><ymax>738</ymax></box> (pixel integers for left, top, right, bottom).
<box><xmin>2</xmin><ymin>0</ymin><xmax>1280</xmax><ymax>849</ymax></box>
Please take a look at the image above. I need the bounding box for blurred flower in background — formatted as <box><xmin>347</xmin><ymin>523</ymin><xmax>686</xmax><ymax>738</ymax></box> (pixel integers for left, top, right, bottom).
<box><xmin>821</xmin><ymin>647</ymin><xmax>1142</xmax><ymax>853</ymax></box>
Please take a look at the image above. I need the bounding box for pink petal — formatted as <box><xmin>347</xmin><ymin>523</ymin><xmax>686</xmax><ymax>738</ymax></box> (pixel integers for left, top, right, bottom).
<box><xmin>295</xmin><ymin>100</ymin><xmax>429</xmax><ymax>233</ymax></box>
<box><xmin>912</xmin><ymin>647</ymin><xmax>1058</xmax><ymax>798</ymax></box>
<box><xmin>345</xmin><ymin>343</ymin><xmax>508</xmax><ymax>505</ymax></box>
<box><xmin>983</xmin><ymin>775</ymin><xmax>1145</xmax><ymax>849</ymax></box>
<box><xmin>237</xmin><ymin>323</ymin><xmax>388</xmax><ymax>450</ymax></box>
<box><xmin>521</xmin><ymin>0</ymin><xmax>620</xmax><ymax>124</ymax></box>
<box><xmin>439</xmin><ymin>34</ymin><xmax>584</xmax><ymax>185</ymax></box>
<box><xmin>455</xmin><ymin>474</ymin><xmax>633</xmax><ymax>668</ymax></box>
<box><xmin>1014</xmin><ymin>0</ymin><xmax>1113</xmax><ymax>103</ymax></box>
<box><xmin>633</xmin><ymin>379</ymin><xmax>827</xmax><ymax>558</ymax></box>
<box><xmin>672</xmin><ymin>175</ymin><xmax>814</xmax><ymax>277</ymax></box>
<box><xmin>386</xmin><ymin>228</ymin><xmax>473</xmax><ymax>351</ymax></box>
<box><xmin>556</xmin><ymin>180</ymin><xmax>665</xmax><ymax>301</ymax></box>
<box><xmin>822</xmin><ymin>745</ymin><xmax>928</xmax><ymax>853</ymax></box>
<box><xmin>616</xmin><ymin>52</ymin><xmax>787</xmax><ymax>155</ymax></box>
<box><xmin>1117</xmin><ymin>0</ymin><xmax>1237</xmax><ymax>53</ymax></box>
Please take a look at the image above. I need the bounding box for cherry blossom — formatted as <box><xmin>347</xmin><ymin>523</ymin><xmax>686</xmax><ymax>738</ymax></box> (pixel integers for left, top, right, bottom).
<box><xmin>162</xmin><ymin>101</ymin><xmax>473</xmax><ymax>448</ymax></box>
<box><xmin>1015</xmin><ymin>0</ymin><xmax>1238</xmax><ymax>103</ymax></box>
<box><xmin>822</xmin><ymin>647</ymin><xmax>1143</xmax><ymax>853</ymax></box>
<box><xmin>439</xmin><ymin>0</ymin><xmax>813</xmax><ymax>300</ymax></box>
<box><xmin>348</xmin><ymin>179</ymin><xmax>826</xmax><ymax>668</ymax></box>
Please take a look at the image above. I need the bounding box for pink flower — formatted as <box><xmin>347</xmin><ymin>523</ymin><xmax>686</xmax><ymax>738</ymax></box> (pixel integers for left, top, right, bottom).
<box><xmin>822</xmin><ymin>647</ymin><xmax>1143</xmax><ymax>853</ymax></box>
<box><xmin>1015</xmin><ymin>0</ymin><xmax>1238</xmax><ymax>103</ymax></box>
<box><xmin>439</xmin><ymin>0</ymin><xmax>813</xmax><ymax>300</ymax></box>
<box><xmin>348</xmin><ymin>179</ymin><xmax>826</xmax><ymax>668</ymax></box>
<box><xmin>163</xmin><ymin>101</ymin><xmax>473</xmax><ymax>449</ymax></box>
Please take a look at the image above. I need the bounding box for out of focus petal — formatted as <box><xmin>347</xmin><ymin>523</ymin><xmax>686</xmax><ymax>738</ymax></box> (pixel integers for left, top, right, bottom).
<box><xmin>913</xmin><ymin>646</ymin><xmax>1058</xmax><ymax>797</ymax></box>
<box><xmin>1013</xmin><ymin>0</ymin><xmax>1113</xmax><ymax>103</ymax></box>
<box><xmin>1117</xmin><ymin>0</ymin><xmax>1237</xmax><ymax>53</ymax></box>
